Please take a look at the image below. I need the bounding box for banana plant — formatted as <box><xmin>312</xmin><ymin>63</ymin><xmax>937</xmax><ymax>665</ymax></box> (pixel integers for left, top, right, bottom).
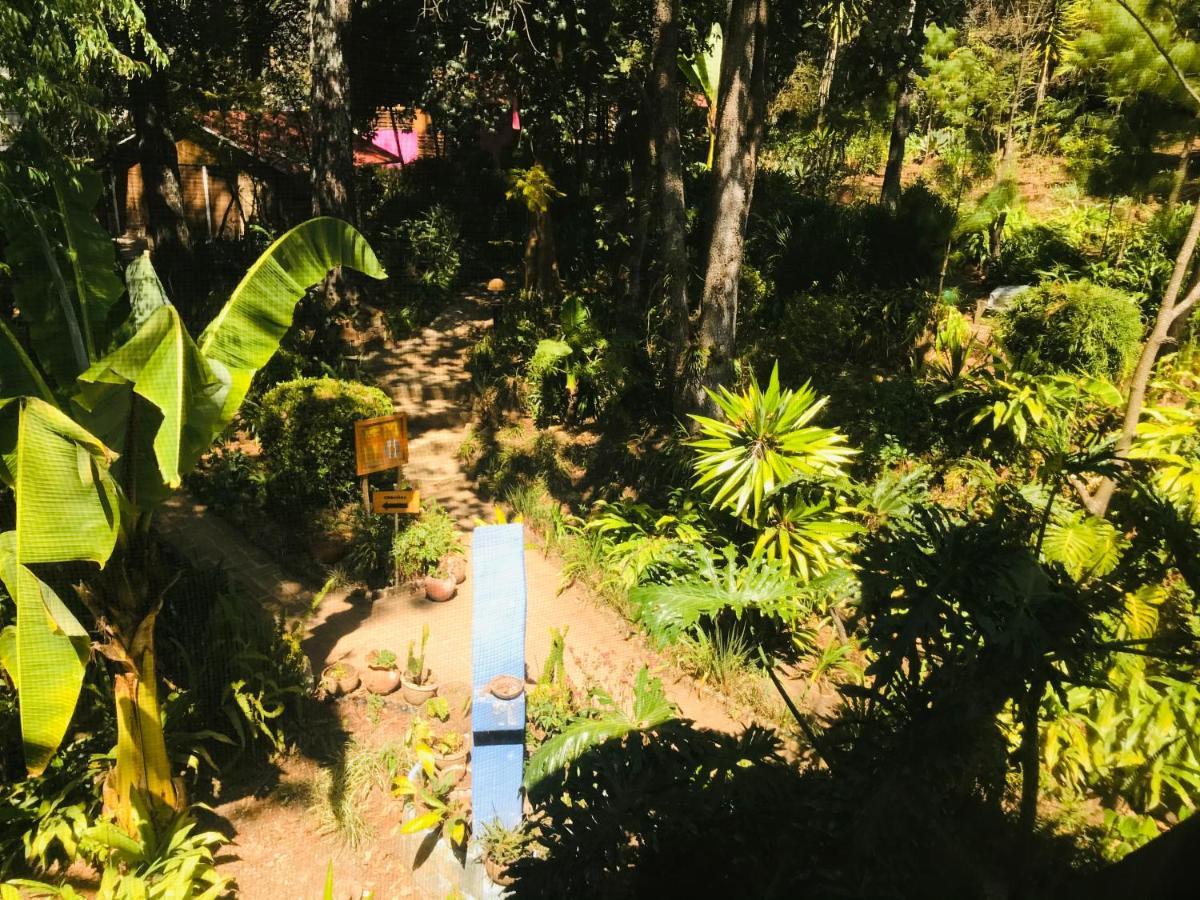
<box><xmin>0</xmin><ymin>161</ymin><xmax>385</xmax><ymax>833</ymax></box>
<box><xmin>678</xmin><ymin>24</ymin><xmax>723</xmax><ymax>169</ymax></box>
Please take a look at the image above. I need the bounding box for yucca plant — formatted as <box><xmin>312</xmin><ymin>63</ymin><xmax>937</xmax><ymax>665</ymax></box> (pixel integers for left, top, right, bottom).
<box><xmin>751</xmin><ymin>489</ymin><xmax>863</xmax><ymax>581</ymax></box>
<box><xmin>689</xmin><ymin>363</ymin><xmax>860</xmax><ymax>579</ymax></box>
<box><xmin>689</xmin><ymin>363</ymin><xmax>856</xmax><ymax>521</ymax></box>
<box><xmin>0</xmin><ymin>161</ymin><xmax>385</xmax><ymax>833</ymax></box>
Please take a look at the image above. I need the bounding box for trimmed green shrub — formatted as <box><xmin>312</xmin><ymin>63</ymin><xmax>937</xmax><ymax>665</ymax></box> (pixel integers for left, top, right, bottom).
<box><xmin>256</xmin><ymin>377</ymin><xmax>393</xmax><ymax>513</ymax></box>
<box><xmin>999</xmin><ymin>280</ymin><xmax>1144</xmax><ymax>379</ymax></box>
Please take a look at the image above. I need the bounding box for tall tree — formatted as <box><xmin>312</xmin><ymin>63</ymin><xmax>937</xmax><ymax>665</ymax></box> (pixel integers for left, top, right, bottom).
<box><xmin>880</xmin><ymin>0</ymin><xmax>929</xmax><ymax>210</ymax></box>
<box><xmin>816</xmin><ymin>0</ymin><xmax>864</xmax><ymax>126</ymax></box>
<box><xmin>309</xmin><ymin>0</ymin><xmax>355</xmax><ymax>224</ymax></box>
<box><xmin>685</xmin><ymin>0</ymin><xmax>770</xmax><ymax>413</ymax></box>
<box><xmin>1073</xmin><ymin>0</ymin><xmax>1200</xmax><ymax>517</ymax></box>
<box><xmin>649</xmin><ymin>0</ymin><xmax>692</xmax><ymax>410</ymax></box>
<box><xmin>128</xmin><ymin>8</ymin><xmax>192</xmax><ymax>290</ymax></box>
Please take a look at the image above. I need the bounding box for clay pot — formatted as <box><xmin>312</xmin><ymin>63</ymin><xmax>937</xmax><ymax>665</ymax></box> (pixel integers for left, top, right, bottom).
<box><xmin>402</xmin><ymin>674</ymin><xmax>439</xmax><ymax>707</ymax></box>
<box><xmin>444</xmin><ymin>555</ymin><xmax>467</xmax><ymax>585</ymax></box>
<box><xmin>484</xmin><ymin>857</ymin><xmax>515</xmax><ymax>887</ymax></box>
<box><xmin>320</xmin><ymin>663</ymin><xmax>360</xmax><ymax>697</ymax></box>
<box><xmin>424</xmin><ymin>574</ymin><xmax>458</xmax><ymax>602</ymax></box>
<box><xmin>361</xmin><ymin>667</ymin><xmax>401</xmax><ymax>695</ymax></box>
<box><xmin>433</xmin><ymin>735</ymin><xmax>471</xmax><ymax>768</ymax></box>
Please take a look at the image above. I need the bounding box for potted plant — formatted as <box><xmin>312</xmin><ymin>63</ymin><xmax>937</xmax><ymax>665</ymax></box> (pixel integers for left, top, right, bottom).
<box><xmin>424</xmin><ymin>564</ymin><xmax>458</xmax><ymax>602</ymax></box>
<box><xmin>320</xmin><ymin>661</ymin><xmax>360</xmax><ymax>697</ymax></box>
<box><xmin>430</xmin><ymin>730</ymin><xmax>470</xmax><ymax>767</ymax></box>
<box><xmin>394</xmin><ymin>764</ymin><xmax>471</xmax><ymax>850</ymax></box>
<box><xmin>402</xmin><ymin>624</ymin><xmax>439</xmax><ymax>706</ymax></box>
<box><xmin>392</xmin><ymin>503</ymin><xmax>464</xmax><ymax>599</ymax></box>
<box><xmin>362</xmin><ymin>648</ymin><xmax>402</xmax><ymax>695</ymax></box>
<box><xmin>477</xmin><ymin>819</ymin><xmax>531</xmax><ymax>887</ymax></box>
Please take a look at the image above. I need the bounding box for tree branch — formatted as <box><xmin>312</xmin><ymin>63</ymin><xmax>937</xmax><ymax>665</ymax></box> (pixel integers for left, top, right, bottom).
<box><xmin>1068</xmin><ymin>474</ymin><xmax>1106</xmax><ymax>517</ymax></box>
<box><xmin>1169</xmin><ymin>273</ymin><xmax>1200</xmax><ymax>323</ymax></box>
<box><xmin>1112</xmin><ymin>0</ymin><xmax>1200</xmax><ymax>112</ymax></box>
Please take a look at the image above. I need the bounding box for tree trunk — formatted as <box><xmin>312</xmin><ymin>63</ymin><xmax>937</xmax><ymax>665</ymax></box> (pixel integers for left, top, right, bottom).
<box><xmin>128</xmin><ymin>66</ymin><xmax>192</xmax><ymax>287</ymax></box>
<box><xmin>650</xmin><ymin>0</ymin><xmax>692</xmax><ymax>411</ymax></box>
<box><xmin>309</xmin><ymin>0</ymin><xmax>355</xmax><ymax>223</ymax></box>
<box><xmin>1082</xmin><ymin>194</ymin><xmax>1200</xmax><ymax>517</ymax></box>
<box><xmin>880</xmin><ymin>0</ymin><xmax>927</xmax><ymax>211</ymax></box>
<box><xmin>108</xmin><ymin>629</ymin><xmax>178</xmax><ymax>833</ymax></box>
<box><xmin>1017</xmin><ymin>676</ymin><xmax>1044</xmax><ymax>889</ymax></box>
<box><xmin>309</xmin><ymin>0</ymin><xmax>356</xmax><ymax>316</ymax></box>
<box><xmin>86</xmin><ymin>547</ymin><xmax>180</xmax><ymax>835</ymax></box>
<box><xmin>523</xmin><ymin>208</ymin><xmax>561</xmax><ymax>300</ymax></box>
<box><xmin>621</xmin><ymin>110</ymin><xmax>653</xmax><ymax>309</ymax></box>
<box><xmin>816</xmin><ymin>24</ymin><xmax>842</xmax><ymax>128</ymax></box>
<box><xmin>1167</xmin><ymin>127</ymin><xmax>1195</xmax><ymax>211</ymax></box>
<box><xmin>685</xmin><ymin>0</ymin><xmax>769</xmax><ymax>415</ymax></box>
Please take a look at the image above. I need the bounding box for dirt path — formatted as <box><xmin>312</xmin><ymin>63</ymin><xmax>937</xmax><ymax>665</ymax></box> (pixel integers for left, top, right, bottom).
<box><xmin>306</xmin><ymin>288</ymin><xmax>741</xmax><ymax>732</ymax></box>
<box><xmin>209</xmin><ymin>287</ymin><xmax>744</xmax><ymax>899</ymax></box>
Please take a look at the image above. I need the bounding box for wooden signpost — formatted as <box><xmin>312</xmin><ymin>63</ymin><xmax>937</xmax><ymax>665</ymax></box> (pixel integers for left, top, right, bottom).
<box><xmin>354</xmin><ymin>413</ymin><xmax>409</xmax><ymax>475</ymax></box>
<box><xmin>353</xmin><ymin>412</ymin><xmax>420</xmax><ymax>517</ymax></box>
<box><xmin>355</xmin><ymin>412</ymin><xmax>418</xmax><ymax>586</ymax></box>
<box><xmin>372</xmin><ymin>489</ymin><xmax>421</xmax><ymax>515</ymax></box>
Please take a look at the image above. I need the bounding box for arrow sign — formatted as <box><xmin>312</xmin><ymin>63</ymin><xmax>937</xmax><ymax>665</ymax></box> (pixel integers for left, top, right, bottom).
<box><xmin>372</xmin><ymin>489</ymin><xmax>421</xmax><ymax>515</ymax></box>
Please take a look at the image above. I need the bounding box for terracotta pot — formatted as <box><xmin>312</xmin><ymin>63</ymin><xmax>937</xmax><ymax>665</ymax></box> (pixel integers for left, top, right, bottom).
<box><xmin>484</xmin><ymin>857</ymin><xmax>515</xmax><ymax>887</ymax></box>
<box><xmin>320</xmin><ymin>663</ymin><xmax>360</xmax><ymax>697</ymax></box>
<box><xmin>362</xmin><ymin>667</ymin><xmax>401</xmax><ymax>695</ymax></box>
<box><xmin>433</xmin><ymin>736</ymin><xmax>470</xmax><ymax>768</ymax></box>
<box><xmin>444</xmin><ymin>556</ymin><xmax>467</xmax><ymax>585</ymax></box>
<box><xmin>402</xmin><ymin>676</ymin><xmax>439</xmax><ymax>707</ymax></box>
<box><xmin>424</xmin><ymin>574</ymin><xmax>458</xmax><ymax>602</ymax></box>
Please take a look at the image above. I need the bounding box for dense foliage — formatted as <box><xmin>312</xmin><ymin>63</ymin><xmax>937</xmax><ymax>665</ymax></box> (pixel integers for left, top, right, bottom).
<box><xmin>255</xmin><ymin>377</ymin><xmax>393</xmax><ymax>515</ymax></box>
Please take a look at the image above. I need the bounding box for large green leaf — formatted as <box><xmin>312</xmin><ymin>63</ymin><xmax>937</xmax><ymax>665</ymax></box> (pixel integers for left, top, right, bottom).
<box><xmin>74</xmin><ymin>305</ymin><xmax>223</xmax><ymax>504</ymax></box>
<box><xmin>116</xmin><ymin>251</ymin><xmax>171</xmax><ymax>344</ymax></box>
<box><xmin>0</xmin><ymin>531</ymin><xmax>90</xmax><ymax>775</ymax></box>
<box><xmin>631</xmin><ymin>551</ymin><xmax>801</xmax><ymax>644</ymax></box>
<box><xmin>51</xmin><ymin>167</ymin><xmax>124</xmax><ymax>355</ymax></box>
<box><xmin>0</xmin><ymin>165</ymin><xmax>123</xmax><ymax>386</ymax></box>
<box><xmin>198</xmin><ymin>217</ymin><xmax>386</xmax><ymax>423</ymax></box>
<box><xmin>0</xmin><ymin>397</ymin><xmax>119</xmax><ymax>566</ymax></box>
<box><xmin>523</xmin><ymin>667</ymin><xmax>675</xmax><ymax>791</ymax></box>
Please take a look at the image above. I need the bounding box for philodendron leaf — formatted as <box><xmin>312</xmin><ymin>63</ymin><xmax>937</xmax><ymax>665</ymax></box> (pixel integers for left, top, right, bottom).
<box><xmin>198</xmin><ymin>217</ymin><xmax>386</xmax><ymax>424</ymax></box>
<box><xmin>0</xmin><ymin>531</ymin><xmax>90</xmax><ymax>775</ymax></box>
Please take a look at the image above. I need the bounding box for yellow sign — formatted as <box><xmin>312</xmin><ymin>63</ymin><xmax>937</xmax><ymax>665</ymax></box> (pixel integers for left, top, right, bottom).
<box><xmin>372</xmin><ymin>488</ymin><xmax>421</xmax><ymax>515</ymax></box>
<box><xmin>355</xmin><ymin>413</ymin><xmax>408</xmax><ymax>476</ymax></box>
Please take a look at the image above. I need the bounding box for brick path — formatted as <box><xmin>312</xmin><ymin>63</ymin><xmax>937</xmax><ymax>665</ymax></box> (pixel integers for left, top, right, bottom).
<box><xmin>157</xmin><ymin>491</ymin><xmax>315</xmax><ymax>614</ymax></box>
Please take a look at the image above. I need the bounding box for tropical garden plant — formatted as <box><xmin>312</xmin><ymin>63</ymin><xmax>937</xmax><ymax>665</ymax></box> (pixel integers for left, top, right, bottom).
<box><xmin>0</xmin><ymin>161</ymin><xmax>385</xmax><ymax>836</ymax></box>
<box><xmin>689</xmin><ymin>363</ymin><xmax>860</xmax><ymax>578</ymax></box>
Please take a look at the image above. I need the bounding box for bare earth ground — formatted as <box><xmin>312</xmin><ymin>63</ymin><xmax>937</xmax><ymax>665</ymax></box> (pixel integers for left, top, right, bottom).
<box><xmin>207</xmin><ymin>288</ymin><xmax>744</xmax><ymax>898</ymax></box>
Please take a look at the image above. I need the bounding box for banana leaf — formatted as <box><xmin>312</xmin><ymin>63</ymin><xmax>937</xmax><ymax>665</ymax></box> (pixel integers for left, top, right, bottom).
<box><xmin>74</xmin><ymin>305</ymin><xmax>224</xmax><ymax>506</ymax></box>
<box><xmin>198</xmin><ymin>217</ymin><xmax>387</xmax><ymax>424</ymax></box>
